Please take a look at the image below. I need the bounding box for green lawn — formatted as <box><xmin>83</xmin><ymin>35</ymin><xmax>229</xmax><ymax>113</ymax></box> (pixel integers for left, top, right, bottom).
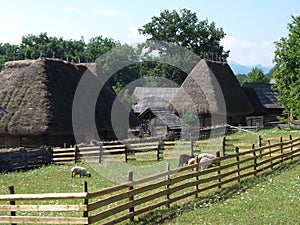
<box><xmin>127</xmin><ymin>160</ymin><xmax>300</xmax><ymax>225</ymax></box>
<box><xmin>0</xmin><ymin>163</ymin><xmax>115</xmax><ymax>194</ymax></box>
<box><xmin>0</xmin><ymin>127</ymin><xmax>299</xmax><ymax>224</ymax></box>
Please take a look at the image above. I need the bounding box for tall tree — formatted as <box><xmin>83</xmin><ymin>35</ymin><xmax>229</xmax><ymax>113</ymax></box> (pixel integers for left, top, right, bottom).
<box><xmin>138</xmin><ymin>9</ymin><xmax>228</xmax><ymax>85</ymax></box>
<box><xmin>139</xmin><ymin>9</ymin><xmax>227</xmax><ymax>59</ymax></box>
<box><xmin>246</xmin><ymin>67</ymin><xmax>268</xmax><ymax>83</ymax></box>
<box><xmin>86</xmin><ymin>36</ymin><xmax>120</xmax><ymax>62</ymax></box>
<box><xmin>273</xmin><ymin>15</ymin><xmax>300</xmax><ymax>122</ymax></box>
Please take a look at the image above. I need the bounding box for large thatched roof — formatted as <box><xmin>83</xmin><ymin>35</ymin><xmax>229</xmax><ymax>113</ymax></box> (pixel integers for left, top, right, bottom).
<box><xmin>132</xmin><ymin>87</ymin><xmax>179</xmax><ymax>114</ymax></box>
<box><xmin>0</xmin><ymin>58</ymin><xmax>120</xmax><ymax>139</ymax></box>
<box><xmin>169</xmin><ymin>60</ymin><xmax>254</xmax><ymax>117</ymax></box>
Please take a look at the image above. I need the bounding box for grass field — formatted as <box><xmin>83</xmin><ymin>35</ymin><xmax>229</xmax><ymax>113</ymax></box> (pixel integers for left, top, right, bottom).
<box><xmin>127</xmin><ymin>160</ymin><xmax>300</xmax><ymax>225</ymax></box>
<box><xmin>0</xmin><ymin>127</ymin><xmax>299</xmax><ymax>224</ymax></box>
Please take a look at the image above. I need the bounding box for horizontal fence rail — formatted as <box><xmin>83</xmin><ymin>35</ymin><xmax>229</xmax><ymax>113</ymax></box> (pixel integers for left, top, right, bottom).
<box><xmin>0</xmin><ymin>136</ymin><xmax>299</xmax><ymax>224</ymax></box>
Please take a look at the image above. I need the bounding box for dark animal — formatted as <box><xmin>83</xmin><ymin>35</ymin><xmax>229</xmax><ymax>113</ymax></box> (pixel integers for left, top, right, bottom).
<box><xmin>178</xmin><ymin>154</ymin><xmax>193</xmax><ymax>167</ymax></box>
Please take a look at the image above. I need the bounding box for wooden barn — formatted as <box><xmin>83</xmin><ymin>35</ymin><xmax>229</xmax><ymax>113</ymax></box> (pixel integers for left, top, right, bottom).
<box><xmin>137</xmin><ymin>107</ymin><xmax>181</xmax><ymax>137</ymax></box>
<box><xmin>242</xmin><ymin>83</ymin><xmax>284</xmax><ymax>126</ymax></box>
<box><xmin>0</xmin><ymin>58</ymin><xmax>126</xmax><ymax>148</ymax></box>
<box><xmin>169</xmin><ymin>59</ymin><xmax>254</xmax><ymax>126</ymax></box>
<box><xmin>131</xmin><ymin>87</ymin><xmax>181</xmax><ymax>137</ymax></box>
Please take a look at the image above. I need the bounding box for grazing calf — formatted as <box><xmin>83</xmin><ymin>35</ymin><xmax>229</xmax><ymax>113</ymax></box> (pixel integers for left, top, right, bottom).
<box><xmin>178</xmin><ymin>154</ymin><xmax>193</xmax><ymax>167</ymax></box>
<box><xmin>71</xmin><ymin>166</ymin><xmax>91</xmax><ymax>178</ymax></box>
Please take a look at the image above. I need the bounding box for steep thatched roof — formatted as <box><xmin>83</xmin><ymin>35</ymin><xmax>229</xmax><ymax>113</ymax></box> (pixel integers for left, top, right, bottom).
<box><xmin>133</xmin><ymin>87</ymin><xmax>179</xmax><ymax>114</ymax></box>
<box><xmin>242</xmin><ymin>83</ymin><xmax>283</xmax><ymax>109</ymax></box>
<box><xmin>0</xmin><ymin>58</ymin><xmax>119</xmax><ymax>139</ymax></box>
<box><xmin>169</xmin><ymin>60</ymin><xmax>254</xmax><ymax>117</ymax></box>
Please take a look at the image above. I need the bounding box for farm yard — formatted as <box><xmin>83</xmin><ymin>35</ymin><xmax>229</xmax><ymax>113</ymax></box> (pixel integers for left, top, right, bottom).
<box><xmin>0</xmin><ymin>128</ymin><xmax>299</xmax><ymax>224</ymax></box>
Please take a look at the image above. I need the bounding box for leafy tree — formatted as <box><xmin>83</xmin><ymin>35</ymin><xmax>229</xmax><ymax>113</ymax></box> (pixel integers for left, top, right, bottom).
<box><xmin>235</xmin><ymin>74</ymin><xmax>248</xmax><ymax>85</ymax></box>
<box><xmin>96</xmin><ymin>44</ymin><xmax>141</xmax><ymax>88</ymax></box>
<box><xmin>0</xmin><ymin>43</ymin><xmax>20</xmax><ymax>70</ymax></box>
<box><xmin>273</xmin><ymin>15</ymin><xmax>300</xmax><ymax>121</ymax></box>
<box><xmin>138</xmin><ymin>9</ymin><xmax>228</xmax><ymax>85</ymax></box>
<box><xmin>246</xmin><ymin>67</ymin><xmax>268</xmax><ymax>83</ymax></box>
<box><xmin>139</xmin><ymin>9</ymin><xmax>227</xmax><ymax>59</ymax></box>
<box><xmin>86</xmin><ymin>36</ymin><xmax>120</xmax><ymax>62</ymax></box>
<box><xmin>181</xmin><ymin>108</ymin><xmax>198</xmax><ymax>127</ymax></box>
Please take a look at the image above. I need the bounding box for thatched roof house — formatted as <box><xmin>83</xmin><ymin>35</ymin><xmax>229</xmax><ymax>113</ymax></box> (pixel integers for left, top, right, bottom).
<box><xmin>169</xmin><ymin>60</ymin><xmax>253</xmax><ymax>126</ymax></box>
<box><xmin>0</xmin><ymin>58</ymin><xmax>120</xmax><ymax>148</ymax></box>
<box><xmin>132</xmin><ymin>87</ymin><xmax>179</xmax><ymax>114</ymax></box>
<box><xmin>137</xmin><ymin>107</ymin><xmax>182</xmax><ymax>137</ymax></box>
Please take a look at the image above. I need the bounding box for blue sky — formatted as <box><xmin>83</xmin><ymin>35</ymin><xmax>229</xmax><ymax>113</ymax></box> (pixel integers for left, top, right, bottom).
<box><xmin>1</xmin><ymin>0</ymin><xmax>300</xmax><ymax>66</ymax></box>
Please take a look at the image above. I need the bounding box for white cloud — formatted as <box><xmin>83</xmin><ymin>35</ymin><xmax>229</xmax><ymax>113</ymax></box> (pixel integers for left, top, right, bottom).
<box><xmin>127</xmin><ymin>26</ymin><xmax>147</xmax><ymax>44</ymax></box>
<box><xmin>221</xmin><ymin>36</ymin><xmax>275</xmax><ymax>67</ymax></box>
<box><xmin>0</xmin><ymin>20</ymin><xmax>23</xmax><ymax>44</ymax></box>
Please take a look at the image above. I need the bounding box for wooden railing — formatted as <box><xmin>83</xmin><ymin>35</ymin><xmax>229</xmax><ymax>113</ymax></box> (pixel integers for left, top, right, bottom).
<box><xmin>52</xmin><ymin>135</ymin><xmax>295</xmax><ymax>164</ymax></box>
<box><xmin>1</xmin><ymin>136</ymin><xmax>299</xmax><ymax>224</ymax></box>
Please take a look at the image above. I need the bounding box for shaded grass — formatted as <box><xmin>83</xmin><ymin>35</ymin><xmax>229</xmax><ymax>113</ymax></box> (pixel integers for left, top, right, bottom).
<box><xmin>126</xmin><ymin>160</ymin><xmax>300</xmax><ymax>225</ymax></box>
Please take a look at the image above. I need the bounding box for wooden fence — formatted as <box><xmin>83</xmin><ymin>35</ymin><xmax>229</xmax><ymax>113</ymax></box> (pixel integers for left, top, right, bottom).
<box><xmin>52</xmin><ymin>140</ymin><xmax>164</xmax><ymax>164</ymax></box>
<box><xmin>52</xmin><ymin>135</ymin><xmax>288</xmax><ymax>164</ymax></box>
<box><xmin>0</xmin><ymin>147</ymin><xmax>52</xmax><ymax>172</ymax></box>
<box><xmin>0</xmin><ymin>136</ymin><xmax>299</xmax><ymax>224</ymax></box>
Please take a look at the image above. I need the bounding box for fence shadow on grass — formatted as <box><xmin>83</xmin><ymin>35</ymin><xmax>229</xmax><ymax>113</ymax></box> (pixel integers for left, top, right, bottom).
<box><xmin>125</xmin><ymin>160</ymin><xmax>300</xmax><ymax>225</ymax></box>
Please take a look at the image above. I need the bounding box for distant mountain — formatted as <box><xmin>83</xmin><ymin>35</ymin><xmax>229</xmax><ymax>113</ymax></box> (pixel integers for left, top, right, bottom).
<box><xmin>228</xmin><ymin>61</ymin><xmax>272</xmax><ymax>75</ymax></box>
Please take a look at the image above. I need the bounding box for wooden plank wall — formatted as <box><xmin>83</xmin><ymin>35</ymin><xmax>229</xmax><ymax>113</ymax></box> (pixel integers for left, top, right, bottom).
<box><xmin>0</xmin><ymin>147</ymin><xmax>52</xmax><ymax>172</ymax></box>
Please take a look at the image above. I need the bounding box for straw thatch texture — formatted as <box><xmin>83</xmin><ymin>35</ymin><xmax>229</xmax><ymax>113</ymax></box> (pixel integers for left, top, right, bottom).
<box><xmin>133</xmin><ymin>87</ymin><xmax>179</xmax><ymax>114</ymax></box>
<box><xmin>0</xmin><ymin>58</ymin><xmax>119</xmax><ymax>142</ymax></box>
<box><xmin>0</xmin><ymin>106</ymin><xmax>7</xmax><ymax>114</ymax></box>
<box><xmin>169</xmin><ymin>60</ymin><xmax>253</xmax><ymax>117</ymax></box>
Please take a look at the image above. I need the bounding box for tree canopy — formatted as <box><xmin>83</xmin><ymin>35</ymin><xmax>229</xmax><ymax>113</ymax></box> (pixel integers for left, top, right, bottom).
<box><xmin>138</xmin><ymin>9</ymin><xmax>227</xmax><ymax>59</ymax></box>
<box><xmin>0</xmin><ymin>32</ymin><xmax>120</xmax><ymax>71</ymax></box>
<box><xmin>0</xmin><ymin>9</ymin><xmax>229</xmax><ymax>90</ymax></box>
<box><xmin>273</xmin><ymin>15</ymin><xmax>300</xmax><ymax>121</ymax></box>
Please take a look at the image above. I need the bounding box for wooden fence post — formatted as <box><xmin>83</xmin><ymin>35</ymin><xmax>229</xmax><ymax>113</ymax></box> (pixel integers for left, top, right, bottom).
<box><xmin>99</xmin><ymin>143</ymin><xmax>103</xmax><ymax>164</ymax></box>
<box><xmin>74</xmin><ymin>145</ymin><xmax>79</xmax><ymax>164</ymax></box>
<box><xmin>83</xmin><ymin>181</ymin><xmax>88</xmax><ymax>224</ymax></box>
<box><xmin>8</xmin><ymin>185</ymin><xmax>16</xmax><ymax>225</ymax></box>
<box><xmin>194</xmin><ymin>160</ymin><xmax>199</xmax><ymax>198</ymax></box>
<box><xmin>258</xmin><ymin>135</ymin><xmax>262</xmax><ymax>156</ymax></box>
<box><xmin>280</xmin><ymin>136</ymin><xmax>283</xmax><ymax>164</ymax></box>
<box><xmin>289</xmin><ymin>135</ymin><xmax>293</xmax><ymax>161</ymax></box>
<box><xmin>235</xmin><ymin>147</ymin><xmax>240</xmax><ymax>183</ymax></box>
<box><xmin>190</xmin><ymin>137</ymin><xmax>194</xmax><ymax>156</ymax></box>
<box><xmin>157</xmin><ymin>141</ymin><xmax>163</xmax><ymax>161</ymax></box>
<box><xmin>128</xmin><ymin>171</ymin><xmax>134</xmax><ymax>221</ymax></box>
<box><xmin>216</xmin><ymin>151</ymin><xmax>222</xmax><ymax>189</ymax></box>
<box><xmin>268</xmin><ymin>140</ymin><xmax>273</xmax><ymax>169</ymax></box>
<box><xmin>165</xmin><ymin>163</ymin><xmax>171</xmax><ymax>208</ymax></box>
<box><xmin>125</xmin><ymin>145</ymin><xmax>128</xmax><ymax>163</ymax></box>
<box><xmin>252</xmin><ymin>144</ymin><xmax>257</xmax><ymax>176</ymax></box>
<box><xmin>222</xmin><ymin>136</ymin><xmax>226</xmax><ymax>156</ymax></box>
